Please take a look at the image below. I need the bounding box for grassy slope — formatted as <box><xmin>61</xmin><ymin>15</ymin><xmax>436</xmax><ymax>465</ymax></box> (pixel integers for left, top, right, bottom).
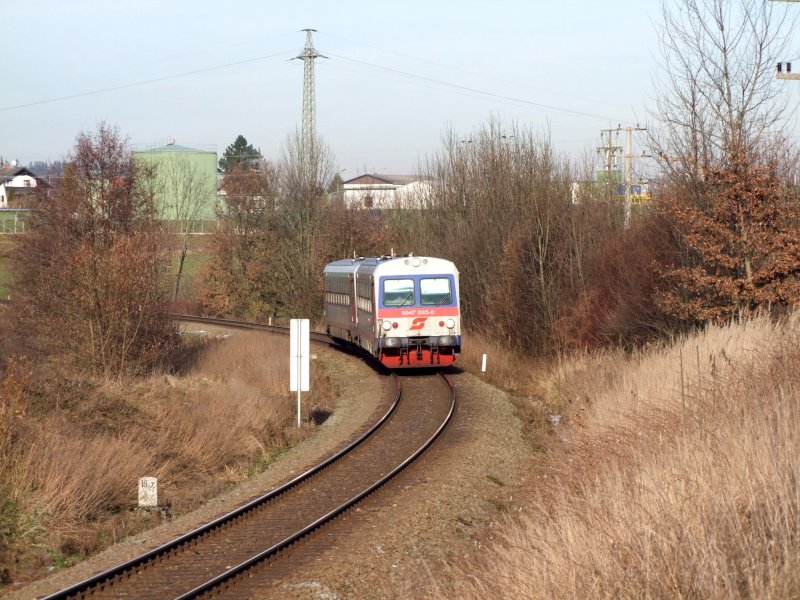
<box><xmin>0</xmin><ymin>235</ymin><xmax>212</xmax><ymax>302</ymax></box>
<box><xmin>0</xmin><ymin>331</ymin><xmax>335</xmax><ymax>585</ymax></box>
<box><xmin>439</xmin><ymin>313</ymin><xmax>800</xmax><ymax>599</ymax></box>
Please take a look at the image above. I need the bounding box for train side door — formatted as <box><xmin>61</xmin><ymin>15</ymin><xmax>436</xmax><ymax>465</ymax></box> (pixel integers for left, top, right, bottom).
<box><xmin>350</xmin><ymin>273</ymin><xmax>358</xmax><ymax>328</ymax></box>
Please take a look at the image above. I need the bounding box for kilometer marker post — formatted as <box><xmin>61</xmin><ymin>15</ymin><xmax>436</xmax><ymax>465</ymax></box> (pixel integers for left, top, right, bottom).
<box><xmin>290</xmin><ymin>319</ymin><xmax>310</xmax><ymax>428</ymax></box>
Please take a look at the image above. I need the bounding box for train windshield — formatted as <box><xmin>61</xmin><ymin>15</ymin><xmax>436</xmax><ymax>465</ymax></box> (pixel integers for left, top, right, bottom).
<box><xmin>383</xmin><ymin>279</ymin><xmax>415</xmax><ymax>306</ymax></box>
<box><xmin>420</xmin><ymin>277</ymin><xmax>453</xmax><ymax>305</ymax></box>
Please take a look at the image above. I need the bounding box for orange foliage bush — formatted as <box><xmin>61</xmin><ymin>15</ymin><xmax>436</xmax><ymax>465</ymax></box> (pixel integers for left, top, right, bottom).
<box><xmin>657</xmin><ymin>152</ymin><xmax>800</xmax><ymax>323</ymax></box>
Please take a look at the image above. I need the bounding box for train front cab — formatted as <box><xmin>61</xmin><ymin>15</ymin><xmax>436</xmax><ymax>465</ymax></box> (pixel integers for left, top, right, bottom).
<box><xmin>376</xmin><ymin>272</ymin><xmax>461</xmax><ymax>368</ymax></box>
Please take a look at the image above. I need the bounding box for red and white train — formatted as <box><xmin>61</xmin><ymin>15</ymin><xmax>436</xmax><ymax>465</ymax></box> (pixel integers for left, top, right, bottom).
<box><xmin>323</xmin><ymin>255</ymin><xmax>461</xmax><ymax>368</ymax></box>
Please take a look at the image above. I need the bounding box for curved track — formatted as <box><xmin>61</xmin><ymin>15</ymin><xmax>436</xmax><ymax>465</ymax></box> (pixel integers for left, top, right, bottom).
<box><xmin>43</xmin><ymin>316</ymin><xmax>456</xmax><ymax>599</ymax></box>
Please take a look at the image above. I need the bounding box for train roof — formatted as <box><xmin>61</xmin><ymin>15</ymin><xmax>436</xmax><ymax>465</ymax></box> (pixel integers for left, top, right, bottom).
<box><xmin>323</xmin><ymin>255</ymin><xmax>458</xmax><ymax>277</ymax></box>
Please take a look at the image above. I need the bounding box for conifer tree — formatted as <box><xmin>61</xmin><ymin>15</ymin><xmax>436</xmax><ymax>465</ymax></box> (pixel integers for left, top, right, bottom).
<box><xmin>218</xmin><ymin>135</ymin><xmax>262</xmax><ymax>174</ymax></box>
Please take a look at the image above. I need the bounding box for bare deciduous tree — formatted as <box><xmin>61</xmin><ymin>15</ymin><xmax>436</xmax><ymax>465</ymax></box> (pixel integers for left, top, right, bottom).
<box><xmin>651</xmin><ymin>0</ymin><xmax>792</xmax><ymax>177</ymax></box>
<box><xmin>11</xmin><ymin>123</ymin><xmax>176</xmax><ymax>376</ymax></box>
<box><xmin>408</xmin><ymin>120</ymin><xmax>601</xmax><ymax>355</ymax></box>
<box><xmin>274</xmin><ymin>130</ymin><xmax>336</xmax><ymax>319</ymax></box>
<box><xmin>199</xmin><ymin>161</ymin><xmax>281</xmax><ymax>319</ymax></box>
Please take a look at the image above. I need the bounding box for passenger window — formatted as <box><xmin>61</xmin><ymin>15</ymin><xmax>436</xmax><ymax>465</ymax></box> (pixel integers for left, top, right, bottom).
<box><xmin>383</xmin><ymin>279</ymin><xmax>415</xmax><ymax>306</ymax></box>
<box><xmin>420</xmin><ymin>278</ymin><xmax>452</xmax><ymax>305</ymax></box>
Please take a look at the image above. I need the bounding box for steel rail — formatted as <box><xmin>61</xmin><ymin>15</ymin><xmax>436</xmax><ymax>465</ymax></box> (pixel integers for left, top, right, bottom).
<box><xmin>42</xmin><ymin>317</ymin><xmax>401</xmax><ymax>600</ymax></box>
<box><xmin>172</xmin><ymin>314</ymin><xmax>328</xmax><ymax>342</ymax></box>
<box><xmin>176</xmin><ymin>372</ymin><xmax>456</xmax><ymax>600</ymax></box>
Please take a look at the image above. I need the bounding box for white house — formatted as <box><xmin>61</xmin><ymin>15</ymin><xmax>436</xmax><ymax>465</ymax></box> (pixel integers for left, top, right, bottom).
<box><xmin>0</xmin><ymin>165</ymin><xmax>40</xmax><ymax>208</ymax></box>
<box><xmin>340</xmin><ymin>174</ymin><xmax>432</xmax><ymax>209</ymax></box>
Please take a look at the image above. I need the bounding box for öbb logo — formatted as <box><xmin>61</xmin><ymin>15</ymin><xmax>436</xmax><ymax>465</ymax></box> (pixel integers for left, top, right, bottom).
<box><xmin>409</xmin><ymin>317</ymin><xmax>427</xmax><ymax>331</ymax></box>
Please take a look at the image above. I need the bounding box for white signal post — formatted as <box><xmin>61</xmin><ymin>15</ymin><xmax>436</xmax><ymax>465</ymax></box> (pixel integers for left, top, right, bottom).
<box><xmin>290</xmin><ymin>319</ymin><xmax>310</xmax><ymax>428</ymax></box>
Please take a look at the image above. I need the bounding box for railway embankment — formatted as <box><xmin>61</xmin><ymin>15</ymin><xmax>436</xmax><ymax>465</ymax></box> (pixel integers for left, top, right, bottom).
<box><xmin>430</xmin><ymin>312</ymin><xmax>800</xmax><ymax>599</ymax></box>
<box><xmin>6</xmin><ymin>325</ymin><xmax>533</xmax><ymax>599</ymax></box>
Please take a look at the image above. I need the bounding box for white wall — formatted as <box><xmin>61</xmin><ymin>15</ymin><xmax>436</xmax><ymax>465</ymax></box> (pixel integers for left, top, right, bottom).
<box><xmin>7</xmin><ymin>174</ymin><xmax>37</xmax><ymax>188</ymax></box>
<box><xmin>342</xmin><ymin>181</ymin><xmax>432</xmax><ymax>209</ymax></box>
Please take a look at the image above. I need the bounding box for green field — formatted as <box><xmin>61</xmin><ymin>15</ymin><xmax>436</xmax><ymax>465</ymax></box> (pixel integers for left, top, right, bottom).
<box><xmin>0</xmin><ymin>236</ymin><xmax>213</xmax><ymax>302</ymax></box>
<box><xmin>0</xmin><ymin>260</ymin><xmax>11</xmax><ymax>299</ymax></box>
<box><xmin>0</xmin><ymin>210</ymin><xmax>28</xmax><ymax>235</ymax></box>
<box><xmin>0</xmin><ymin>239</ymin><xmax>13</xmax><ymax>299</ymax></box>
<box><xmin>168</xmin><ymin>248</ymin><xmax>211</xmax><ymax>300</ymax></box>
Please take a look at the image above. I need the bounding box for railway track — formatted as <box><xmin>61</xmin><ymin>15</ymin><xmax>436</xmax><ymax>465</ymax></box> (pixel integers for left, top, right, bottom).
<box><xmin>43</xmin><ymin>316</ymin><xmax>456</xmax><ymax>599</ymax></box>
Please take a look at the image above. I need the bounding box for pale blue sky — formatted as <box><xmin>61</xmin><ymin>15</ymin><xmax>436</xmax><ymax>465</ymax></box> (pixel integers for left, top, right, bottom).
<box><xmin>2</xmin><ymin>0</ymin><xmax>784</xmax><ymax>177</ymax></box>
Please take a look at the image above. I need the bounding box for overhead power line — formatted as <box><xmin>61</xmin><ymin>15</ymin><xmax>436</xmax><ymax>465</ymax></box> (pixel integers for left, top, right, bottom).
<box><xmin>318</xmin><ymin>30</ymin><xmax>632</xmax><ymax>112</ymax></box>
<box><xmin>326</xmin><ymin>51</ymin><xmax>626</xmax><ymax>123</ymax></box>
<box><xmin>0</xmin><ymin>50</ymin><xmax>294</xmax><ymax>113</ymax></box>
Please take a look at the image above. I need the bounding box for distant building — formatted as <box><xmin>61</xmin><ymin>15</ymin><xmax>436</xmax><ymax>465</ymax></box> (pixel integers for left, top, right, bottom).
<box><xmin>0</xmin><ymin>164</ymin><xmax>42</xmax><ymax>208</ymax></box>
<box><xmin>133</xmin><ymin>142</ymin><xmax>218</xmax><ymax>221</ymax></box>
<box><xmin>341</xmin><ymin>174</ymin><xmax>431</xmax><ymax>209</ymax></box>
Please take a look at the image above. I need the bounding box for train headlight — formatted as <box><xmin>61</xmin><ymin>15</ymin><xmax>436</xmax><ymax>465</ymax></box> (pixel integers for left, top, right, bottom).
<box><xmin>382</xmin><ymin>320</ymin><xmax>392</xmax><ymax>331</ymax></box>
<box><xmin>445</xmin><ymin>318</ymin><xmax>455</xmax><ymax>329</ymax></box>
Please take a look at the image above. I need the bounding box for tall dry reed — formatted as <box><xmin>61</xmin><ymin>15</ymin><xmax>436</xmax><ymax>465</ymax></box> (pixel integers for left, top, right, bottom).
<box><xmin>439</xmin><ymin>313</ymin><xmax>800</xmax><ymax>599</ymax></box>
<box><xmin>459</xmin><ymin>331</ymin><xmax>542</xmax><ymax>396</ymax></box>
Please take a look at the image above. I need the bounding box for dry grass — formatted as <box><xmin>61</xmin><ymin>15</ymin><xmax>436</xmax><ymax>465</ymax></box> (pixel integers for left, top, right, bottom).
<box><xmin>460</xmin><ymin>331</ymin><xmax>543</xmax><ymax>396</ymax></box>
<box><xmin>0</xmin><ymin>330</ymin><xmax>335</xmax><ymax>581</ymax></box>
<box><xmin>437</xmin><ymin>313</ymin><xmax>800</xmax><ymax>599</ymax></box>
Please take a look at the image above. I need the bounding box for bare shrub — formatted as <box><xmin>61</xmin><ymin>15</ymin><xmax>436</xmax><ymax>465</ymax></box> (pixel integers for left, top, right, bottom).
<box><xmin>407</xmin><ymin>120</ymin><xmax>619</xmax><ymax>356</ymax></box>
<box><xmin>559</xmin><ymin>211</ymin><xmax>679</xmax><ymax>348</ymax></box>
<box><xmin>0</xmin><ymin>357</ymin><xmax>29</xmax><ymax>461</ymax></box>
<box><xmin>202</xmin><ymin>130</ymin><xmax>402</xmax><ymax>323</ymax></box>
<box><xmin>199</xmin><ymin>162</ymin><xmax>282</xmax><ymax>320</ymax></box>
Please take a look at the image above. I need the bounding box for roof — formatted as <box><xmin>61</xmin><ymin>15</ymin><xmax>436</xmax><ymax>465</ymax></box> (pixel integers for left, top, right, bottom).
<box><xmin>323</xmin><ymin>255</ymin><xmax>457</xmax><ymax>277</ymax></box>
<box><xmin>0</xmin><ymin>166</ymin><xmax>40</xmax><ymax>183</ymax></box>
<box><xmin>134</xmin><ymin>143</ymin><xmax>216</xmax><ymax>154</ymax></box>
<box><xmin>342</xmin><ymin>173</ymin><xmax>425</xmax><ymax>186</ymax></box>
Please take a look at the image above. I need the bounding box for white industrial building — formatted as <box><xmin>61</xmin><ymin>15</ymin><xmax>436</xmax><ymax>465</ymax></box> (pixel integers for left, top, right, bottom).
<box><xmin>340</xmin><ymin>174</ymin><xmax>432</xmax><ymax>209</ymax></box>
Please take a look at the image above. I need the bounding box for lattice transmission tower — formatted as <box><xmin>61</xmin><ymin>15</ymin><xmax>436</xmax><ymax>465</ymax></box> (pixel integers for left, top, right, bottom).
<box><xmin>294</xmin><ymin>29</ymin><xmax>326</xmax><ymax>182</ymax></box>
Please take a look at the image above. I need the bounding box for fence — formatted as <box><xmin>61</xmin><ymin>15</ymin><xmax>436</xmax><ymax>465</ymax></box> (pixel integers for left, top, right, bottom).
<box><xmin>0</xmin><ymin>212</ymin><xmax>219</xmax><ymax>235</ymax></box>
<box><xmin>159</xmin><ymin>220</ymin><xmax>219</xmax><ymax>235</ymax></box>
<box><xmin>0</xmin><ymin>209</ymin><xmax>31</xmax><ymax>234</ymax></box>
